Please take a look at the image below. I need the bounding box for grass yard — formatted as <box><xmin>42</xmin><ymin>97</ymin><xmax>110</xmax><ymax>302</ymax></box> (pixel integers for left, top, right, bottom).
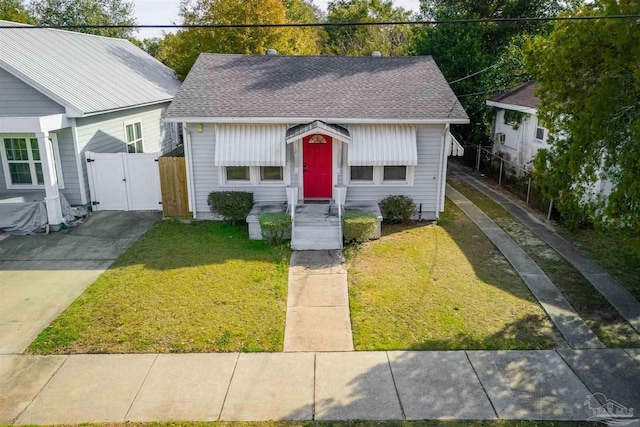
<box><xmin>345</xmin><ymin>198</ymin><xmax>561</xmax><ymax>351</ymax></box>
<box><xmin>449</xmin><ymin>177</ymin><xmax>640</xmax><ymax>348</ymax></box>
<box><xmin>28</xmin><ymin>221</ymin><xmax>291</xmax><ymax>354</ymax></box>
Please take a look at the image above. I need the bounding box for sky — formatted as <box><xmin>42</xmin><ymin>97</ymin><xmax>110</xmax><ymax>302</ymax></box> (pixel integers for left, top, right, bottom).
<box><xmin>133</xmin><ymin>0</ymin><xmax>421</xmax><ymax>39</ymax></box>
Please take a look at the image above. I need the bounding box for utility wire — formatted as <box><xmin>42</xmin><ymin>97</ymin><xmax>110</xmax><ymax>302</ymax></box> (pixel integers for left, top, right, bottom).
<box><xmin>1</xmin><ymin>14</ymin><xmax>639</xmax><ymax>30</ymax></box>
<box><xmin>448</xmin><ymin>64</ymin><xmax>499</xmax><ymax>84</ymax></box>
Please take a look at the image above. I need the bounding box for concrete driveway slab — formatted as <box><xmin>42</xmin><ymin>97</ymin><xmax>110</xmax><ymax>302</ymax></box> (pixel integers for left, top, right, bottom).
<box><xmin>315</xmin><ymin>352</ymin><xmax>402</xmax><ymax>420</ymax></box>
<box><xmin>467</xmin><ymin>350</ymin><xmax>592</xmax><ymax>420</ymax></box>
<box><xmin>558</xmin><ymin>349</ymin><xmax>640</xmax><ymax>413</ymax></box>
<box><xmin>16</xmin><ymin>354</ymin><xmax>156</xmax><ymax>425</ymax></box>
<box><xmin>388</xmin><ymin>351</ymin><xmax>496</xmax><ymax>420</ymax></box>
<box><xmin>0</xmin><ymin>355</ymin><xmax>66</xmax><ymax>424</ymax></box>
<box><xmin>283</xmin><ymin>307</ymin><xmax>353</xmax><ymax>352</ymax></box>
<box><xmin>220</xmin><ymin>352</ymin><xmax>314</xmax><ymax>421</ymax></box>
<box><xmin>0</xmin><ymin>212</ymin><xmax>158</xmax><ymax>354</ymax></box>
<box><xmin>127</xmin><ymin>353</ymin><xmax>238</xmax><ymax>422</ymax></box>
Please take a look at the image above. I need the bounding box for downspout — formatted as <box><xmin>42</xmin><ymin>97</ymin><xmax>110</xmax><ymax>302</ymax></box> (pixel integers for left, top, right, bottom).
<box><xmin>70</xmin><ymin>118</ymin><xmax>89</xmax><ymax>205</ymax></box>
<box><xmin>183</xmin><ymin>124</ymin><xmax>197</xmax><ymax>219</ymax></box>
<box><xmin>435</xmin><ymin>124</ymin><xmax>449</xmax><ymax>219</ymax></box>
<box><xmin>440</xmin><ymin>123</ymin><xmax>451</xmax><ymax>213</ymax></box>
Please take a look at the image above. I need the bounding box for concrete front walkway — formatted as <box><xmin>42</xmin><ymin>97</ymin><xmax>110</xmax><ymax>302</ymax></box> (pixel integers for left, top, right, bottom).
<box><xmin>0</xmin><ymin>212</ymin><xmax>159</xmax><ymax>354</ymax></box>
<box><xmin>283</xmin><ymin>250</ymin><xmax>353</xmax><ymax>352</ymax></box>
<box><xmin>447</xmin><ymin>185</ymin><xmax>604</xmax><ymax>349</ymax></box>
<box><xmin>452</xmin><ymin>170</ymin><xmax>640</xmax><ymax>335</ymax></box>
<box><xmin>2</xmin><ymin>349</ymin><xmax>639</xmax><ymax>424</ymax></box>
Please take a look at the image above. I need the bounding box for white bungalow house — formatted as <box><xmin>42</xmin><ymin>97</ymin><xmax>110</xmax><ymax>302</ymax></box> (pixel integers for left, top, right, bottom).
<box><xmin>486</xmin><ymin>81</ymin><xmax>548</xmax><ymax>172</ymax></box>
<box><xmin>0</xmin><ymin>20</ymin><xmax>181</xmax><ymax>232</ymax></box>
<box><xmin>165</xmin><ymin>52</ymin><xmax>467</xmax><ymax>249</ymax></box>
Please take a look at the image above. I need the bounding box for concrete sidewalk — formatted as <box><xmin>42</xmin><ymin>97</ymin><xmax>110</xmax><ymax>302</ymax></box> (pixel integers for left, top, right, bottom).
<box><xmin>284</xmin><ymin>250</ymin><xmax>353</xmax><ymax>352</ymax></box>
<box><xmin>447</xmin><ymin>185</ymin><xmax>603</xmax><ymax>349</ymax></box>
<box><xmin>2</xmin><ymin>349</ymin><xmax>639</xmax><ymax>424</ymax></box>
<box><xmin>452</xmin><ymin>170</ymin><xmax>640</xmax><ymax>335</ymax></box>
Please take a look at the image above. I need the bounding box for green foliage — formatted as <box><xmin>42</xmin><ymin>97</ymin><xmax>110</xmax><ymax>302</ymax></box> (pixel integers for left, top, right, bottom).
<box><xmin>526</xmin><ymin>0</ymin><xmax>640</xmax><ymax>231</ymax></box>
<box><xmin>29</xmin><ymin>0</ymin><xmax>137</xmax><ymax>39</ymax></box>
<box><xmin>379</xmin><ymin>195</ymin><xmax>416</xmax><ymax>224</ymax></box>
<box><xmin>208</xmin><ymin>191</ymin><xmax>254</xmax><ymax>225</ymax></box>
<box><xmin>503</xmin><ymin>110</ymin><xmax>526</xmax><ymax>130</ymax></box>
<box><xmin>0</xmin><ymin>0</ymin><xmax>33</xmax><ymax>23</ymax></box>
<box><xmin>324</xmin><ymin>0</ymin><xmax>412</xmax><ymax>56</ymax></box>
<box><xmin>259</xmin><ymin>212</ymin><xmax>292</xmax><ymax>245</ymax></box>
<box><xmin>343</xmin><ymin>211</ymin><xmax>378</xmax><ymax>244</ymax></box>
<box><xmin>156</xmin><ymin>0</ymin><xmax>322</xmax><ymax>80</ymax></box>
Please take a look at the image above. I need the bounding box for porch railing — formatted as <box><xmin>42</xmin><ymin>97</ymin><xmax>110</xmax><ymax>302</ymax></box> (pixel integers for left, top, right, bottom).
<box><xmin>286</xmin><ymin>187</ymin><xmax>298</xmax><ymax>242</ymax></box>
<box><xmin>335</xmin><ymin>186</ymin><xmax>347</xmax><ymax>249</ymax></box>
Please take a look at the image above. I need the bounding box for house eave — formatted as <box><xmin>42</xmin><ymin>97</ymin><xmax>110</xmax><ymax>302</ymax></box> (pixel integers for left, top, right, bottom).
<box><xmin>163</xmin><ymin>116</ymin><xmax>470</xmax><ymax>125</ymax></box>
<box><xmin>486</xmin><ymin>100</ymin><xmax>537</xmax><ymax>115</ymax></box>
<box><xmin>79</xmin><ymin>99</ymin><xmax>175</xmax><ymax>118</ymax></box>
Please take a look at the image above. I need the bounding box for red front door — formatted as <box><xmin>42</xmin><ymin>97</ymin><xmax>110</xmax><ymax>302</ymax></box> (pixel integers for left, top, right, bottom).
<box><xmin>303</xmin><ymin>134</ymin><xmax>332</xmax><ymax>198</ymax></box>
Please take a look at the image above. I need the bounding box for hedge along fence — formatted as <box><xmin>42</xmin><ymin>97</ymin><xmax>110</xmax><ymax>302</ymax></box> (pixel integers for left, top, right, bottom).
<box><xmin>208</xmin><ymin>191</ymin><xmax>254</xmax><ymax>225</ymax></box>
<box><xmin>343</xmin><ymin>211</ymin><xmax>378</xmax><ymax>244</ymax></box>
<box><xmin>259</xmin><ymin>212</ymin><xmax>292</xmax><ymax>245</ymax></box>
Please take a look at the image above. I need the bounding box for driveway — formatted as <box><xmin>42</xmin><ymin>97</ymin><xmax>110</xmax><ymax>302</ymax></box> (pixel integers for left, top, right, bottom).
<box><xmin>0</xmin><ymin>211</ymin><xmax>160</xmax><ymax>354</ymax></box>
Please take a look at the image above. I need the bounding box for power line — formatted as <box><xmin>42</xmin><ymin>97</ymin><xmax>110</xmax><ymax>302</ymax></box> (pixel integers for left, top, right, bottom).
<box><xmin>1</xmin><ymin>14</ymin><xmax>639</xmax><ymax>30</ymax></box>
<box><xmin>448</xmin><ymin>64</ymin><xmax>498</xmax><ymax>84</ymax></box>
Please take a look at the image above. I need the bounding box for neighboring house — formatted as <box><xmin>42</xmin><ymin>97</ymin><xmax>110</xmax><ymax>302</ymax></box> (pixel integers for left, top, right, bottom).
<box><xmin>0</xmin><ymin>20</ymin><xmax>181</xmax><ymax>229</ymax></box>
<box><xmin>486</xmin><ymin>81</ymin><xmax>548</xmax><ymax>172</ymax></box>
<box><xmin>165</xmin><ymin>52</ymin><xmax>467</xmax><ymax>249</ymax></box>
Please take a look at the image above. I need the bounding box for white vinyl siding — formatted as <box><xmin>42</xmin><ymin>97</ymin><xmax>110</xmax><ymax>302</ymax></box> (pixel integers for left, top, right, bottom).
<box><xmin>189</xmin><ymin>124</ymin><xmax>289</xmax><ymax>219</ymax></box>
<box><xmin>0</xmin><ymin>68</ymin><xmax>64</xmax><ymax>117</ymax></box>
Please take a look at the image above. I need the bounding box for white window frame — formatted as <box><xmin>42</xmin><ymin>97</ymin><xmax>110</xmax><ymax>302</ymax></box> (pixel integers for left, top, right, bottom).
<box><xmin>347</xmin><ymin>165</ymin><xmax>414</xmax><ymax>186</ymax></box>
<box><xmin>123</xmin><ymin>120</ymin><xmax>144</xmax><ymax>153</ymax></box>
<box><xmin>0</xmin><ymin>134</ymin><xmax>65</xmax><ymax>189</ymax></box>
<box><xmin>535</xmin><ymin>126</ymin><xmax>547</xmax><ymax>143</ymax></box>
<box><xmin>219</xmin><ymin>165</ymin><xmax>290</xmax><ymax>187</ymax></box>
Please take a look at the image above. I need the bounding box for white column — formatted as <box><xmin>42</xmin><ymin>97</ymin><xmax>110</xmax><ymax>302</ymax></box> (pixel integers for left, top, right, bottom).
<box><xmin>35</xmin><ymin>131</ymin><xmax>64</xmax><ymax>226</ymax></box>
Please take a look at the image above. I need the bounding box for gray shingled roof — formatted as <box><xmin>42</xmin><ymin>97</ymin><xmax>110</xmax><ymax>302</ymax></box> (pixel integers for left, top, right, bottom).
<box><xmin>165</xmin><ymin>54</ymin><xmax>468</xmax><ymax>121</ymax></box>
<box><xmin>489</xmin><ymin>81</ymin><xmax>540</xmax><ymax>109</ymax></box>
<box><xmin>0</xmin><ymin>20</ymin><xmax>181</xmax><ymax>116</ymax></box>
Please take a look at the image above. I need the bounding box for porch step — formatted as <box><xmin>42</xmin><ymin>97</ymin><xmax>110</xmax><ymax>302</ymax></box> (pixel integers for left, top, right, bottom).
<box><xmin>291</xmin><ymin>223</ymin><xmax>342</xmax><ymax>250</ymax></box>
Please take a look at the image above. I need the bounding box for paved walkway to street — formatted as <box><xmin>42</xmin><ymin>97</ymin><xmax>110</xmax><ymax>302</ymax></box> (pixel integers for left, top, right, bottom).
<box><xmin>2</xmin><ymin>349</ymin><xmax>639</xmax><ymax>424</ymax></box>
<box><xmin>452</xmin><ymin>169</ymin><xmax>640</xmax><ymax>335</ymax></box>
<box><xmin>283</xmin><ymin>250</ymin><xmax>353</xmax><ymax>352</ymax></box>
<box><xmin>447</xmin><ymin>185</ymin><xmax>604</xmax><ymax>349</ymax></box>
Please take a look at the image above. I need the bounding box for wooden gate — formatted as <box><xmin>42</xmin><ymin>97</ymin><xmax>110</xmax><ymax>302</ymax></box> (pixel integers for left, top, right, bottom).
<box><xmin>159</xmin><ymin>157</ymin><xmax>190</xmax><ymax>218</ymax></box>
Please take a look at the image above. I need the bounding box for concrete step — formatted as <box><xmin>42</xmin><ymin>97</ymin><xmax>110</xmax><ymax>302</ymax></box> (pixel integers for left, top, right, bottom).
<box><xmin>292</xmin><ymin>224</ymin><xmax>342</xmax><ymax>250</ymax></box>
<box><xmin>294</xmin><ymin>216</ymin><xmax>340</xmax><ymax>226</ymax></box>
<box><xmin>292</xmin><ymin>239</ymin><xmax>342</xmax><ymax>250</ymax></box>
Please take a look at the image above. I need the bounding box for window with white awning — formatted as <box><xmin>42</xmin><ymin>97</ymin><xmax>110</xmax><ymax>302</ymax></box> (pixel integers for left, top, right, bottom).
<box><xmin>347</xmin><ymin>125</ymin><xmax>418</xmax><ymax>166</ymax></box>
<box><xmin>214</xmin><ymin>124</ymin><xmax>287</xmax><ymax>166</ymax></box>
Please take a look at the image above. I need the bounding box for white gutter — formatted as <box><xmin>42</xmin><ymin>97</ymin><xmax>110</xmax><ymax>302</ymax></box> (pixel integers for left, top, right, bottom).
<box><xmin>164</xmin><ymin>116</ymin><xmax>471</xmax><ymax>125</ymax></box>
<box><xmin>486</xmin><ymin>100</ymin><xmax>537</xmax><ymax>115</ymax></box>
<box><xmin>183</xmin><ymin>125</ymin><xmax>197</xmax><ymax>219</ymax></box>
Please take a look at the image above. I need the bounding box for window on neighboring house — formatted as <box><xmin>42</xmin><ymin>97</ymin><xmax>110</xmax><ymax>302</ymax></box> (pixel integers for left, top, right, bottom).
<box><xmin>260</xmin><ymin>166</ymin><xmax>283</xmax><ymax>181</ymax></box>
<box><xmin>535</xmin><ymin>126</ymin><xmax>546</xmax><ymax>142</ymax></box>
<box><xmin>350</xmin><ymin>166</ymin><xmax>374</xmax><ymax>181</ymax></box>
<box><xmin>383</xmin><ymin>166</ymin><xmax>407</xmax><ymax>181</ymax></box>
<box><xmin>125</xmin><ymin>122</ymin><xmax>143</xmax><ymax>153</ymax></box>
<box><xmin>3</xmin><ymin>137</ymin><xmax>44</xmax><ymax>186</ymax></box>
<box><xmin>226</xmin><ymin>166</ymin><xmax>250</xmax><ymax>181</ymax></box>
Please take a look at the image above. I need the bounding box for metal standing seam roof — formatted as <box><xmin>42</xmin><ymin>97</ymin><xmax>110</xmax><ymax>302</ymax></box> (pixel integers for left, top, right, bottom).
<box><xmin>0</xmin><ymin>20</ymin><xmax>181</xmax><ymax>116</ymax></box>
<box><xmin>165</xmin><ymin>53</ymin><xmax>469</xmax><ymax>122</ymax></box>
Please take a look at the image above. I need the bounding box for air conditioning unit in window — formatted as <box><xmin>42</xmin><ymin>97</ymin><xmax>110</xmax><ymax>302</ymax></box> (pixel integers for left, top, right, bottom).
<box><xmin>495</xmin><ymin>133</ymin><xmax>506</xmax><ymax>144</ymax></box>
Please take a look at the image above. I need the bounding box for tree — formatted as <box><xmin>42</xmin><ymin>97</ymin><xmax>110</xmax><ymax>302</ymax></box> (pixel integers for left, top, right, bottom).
<box><xmin>156</xmin><ymin>0</ymin><xmax>321</xmax><ymax>80</ymax></box>
<box><xmin>526</xmin><ymin>0</ymin><xmax>640</xmax><ymax>230</ymax></box>
<box><xmin>0</xmin><ymin>0</ymin><xmax>33</xmax><ymax>23</ymax></box>
<box><xmin>140</xmin><ymin>37</ymin><xmax>162</xmax><ymax>57</ymax></box>
<box><xmin>324</xmin><ymin>0</ymin><xmax>412</xmax><ymax>56</ymax></box>
<box><xmin>29</xmin><ymin>0</ymin><xmax>137</xmax><ymax>39</ymax></box>
<box><xmin>413</xmin><ymin>0</ymin><xmax>565</xmax><ymax>141</ymax></box>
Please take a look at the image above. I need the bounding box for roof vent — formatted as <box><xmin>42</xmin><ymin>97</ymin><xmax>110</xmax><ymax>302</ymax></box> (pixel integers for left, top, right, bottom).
<box><xmin>371</xmin><ymin>51</ymin><xmax>382</xmax><ymax>57</ymax></box>
<box><xmin>266</xmin><ymin>49</ymin><xmax>278</xmax><ymax>56</ymax></box>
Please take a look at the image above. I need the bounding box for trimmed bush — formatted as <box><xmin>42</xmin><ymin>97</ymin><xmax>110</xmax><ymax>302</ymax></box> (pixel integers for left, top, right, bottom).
<box><xmin>380</xmin><ymin>195</ymin><xmax>416</xmax><ymax>224</ymax></box>
<box><xmin>259</xmin><ymin>212</ymin><xmax>292</xmax><ymax>245</ymax></box>
<box><xmin>343</xmin><ymin>211</ymin><xmax>378</xmax><ymax>244</ymax></box>
<box><xmin>208</xmin><ymin>191</ymin><xmax>253</xmax><ymax>225</ymax></box>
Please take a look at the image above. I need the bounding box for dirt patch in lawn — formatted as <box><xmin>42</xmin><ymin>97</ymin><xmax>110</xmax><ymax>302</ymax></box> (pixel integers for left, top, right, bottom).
<box><xmin>28</xmin><ymin>221</ymin><xmax>291</xmax><ymax>354</ymax></box>
<box><xmin>346</xmin><ymin>199</ymin><xmax>562</xmax><ymax>351</ymax></box>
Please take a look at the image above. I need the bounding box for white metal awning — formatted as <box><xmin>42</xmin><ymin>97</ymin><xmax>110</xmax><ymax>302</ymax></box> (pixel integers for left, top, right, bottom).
<box><xmin>348</xmin><ymin>125</ymin><xmax>417</xmax><ymax>166</ymax></box>
<box><xmin>446</xmin><ymin>131</ymin><xmax>464</xmax><ymax>156</ymax></box>
<box><xmin>214</xmin><ymin>124</ymin><xmax>287</xmax><ymax>166</ymax></box>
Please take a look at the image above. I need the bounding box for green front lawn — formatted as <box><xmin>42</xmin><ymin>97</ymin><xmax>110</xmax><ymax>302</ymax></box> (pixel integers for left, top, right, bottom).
<box><xmin>449</xmin><ymin>177</ymin><xmax>640</xmax><ymax>348</ymax></box>
<box><xmin>346</xmin><ymin>198</ymin><xmax>561</xmax><ymax>351</ymax></box>
<box><xmin>28</xmin><ymin>221</ymin><xmax>291</xmax><ymax>354</ymax></box>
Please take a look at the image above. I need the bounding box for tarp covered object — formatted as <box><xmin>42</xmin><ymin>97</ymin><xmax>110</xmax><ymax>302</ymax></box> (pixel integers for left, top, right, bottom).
<box><xmin>0</xmin><ymin>192</ymin><xmax>87</xmax><ymax>235</ymax></box>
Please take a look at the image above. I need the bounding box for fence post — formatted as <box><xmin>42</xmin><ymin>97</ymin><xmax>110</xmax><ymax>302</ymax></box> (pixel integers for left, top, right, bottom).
<box><xmin>499</xmin><ymin>159</ymin><xmax>503</xmax><ymax>186</ymax></box>
<box><xmin>476</xmin><ymin>144</ymin><xmax>481</xmax><ymax>173</ymax></box>
<box><xmin>547</xmin><ymin>199</ymin><xmax>554</xmax><ymax>221</ymax></box>
<box><xmin>526</xmin><ymin>177</ymin><xmax>532</xmax><ymax>205</ymax></box>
